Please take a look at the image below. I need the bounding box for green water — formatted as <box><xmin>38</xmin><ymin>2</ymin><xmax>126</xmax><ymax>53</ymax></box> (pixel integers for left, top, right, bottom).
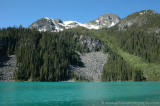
<box><xmin>0</xmin><ymin>82</ymin><xmax>160</xmax><ymax>106</ymax></box>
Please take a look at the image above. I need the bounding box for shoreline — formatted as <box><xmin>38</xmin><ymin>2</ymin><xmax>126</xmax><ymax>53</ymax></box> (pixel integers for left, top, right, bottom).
<box><xmin>61</xmin><ymin>79</ymin><xmax>76</xmax><ymax>82</ymax></box>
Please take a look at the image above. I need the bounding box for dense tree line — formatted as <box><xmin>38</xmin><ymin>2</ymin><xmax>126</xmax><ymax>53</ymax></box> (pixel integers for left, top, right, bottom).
<box><xmin>117</xmin><ymin>30</ymin><xmax>160</xmax><ymax>63</ymax></box>
<box><xmin>102</xmin><ymin>51</ymin><xmax>144</xmax><ymax>81</ymax></box>
<box><xmin>0</xmin><ymin>26</ymin><xmax>106</xmax><ymax>81</ymax></box>
<box><xmin>100</xmin><ymin>10</ymin><xmax>160</xmax><ymax>81</ymax></box>
<box><xmin>0</xmin><ymin>26</ymin><xmax>23</xmax><ymax>55</ymax></box>
<box><xmin>15</xmin><ymin>31</ymin><xmax>84</xmax><ymax>81</ymax></box>
<box><xmin>116</xmin><ymin>10</ymin><xmax>160</xmax><ymax>63</ymax></box>
<box><xmin>101</xmin><ymin>29</ymin><xmax>160</xmax><ymax>81</ymax></box>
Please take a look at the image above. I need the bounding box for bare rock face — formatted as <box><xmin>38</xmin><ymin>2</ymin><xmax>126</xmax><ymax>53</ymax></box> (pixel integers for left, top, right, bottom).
<box><xmin>69</xmin><ymin>52</ymin><xmax>108</xmax><ymax>82</ymax></box>
<box><xmin>78</xmin><ymin>35</ymin><xmax>105</xmax><ymax>52</ymax></box>
<box><xmin>0</xmin><ymin>55</ymin><xmax>17</xmax><ymax>81</ymax></box>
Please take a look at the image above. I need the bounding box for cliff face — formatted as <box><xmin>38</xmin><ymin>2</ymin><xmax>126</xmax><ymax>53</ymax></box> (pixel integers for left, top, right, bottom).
<box><xmin>78</xmin><ymin>35</ymin><xmax>107</xmax><ymax>52</ymax></box>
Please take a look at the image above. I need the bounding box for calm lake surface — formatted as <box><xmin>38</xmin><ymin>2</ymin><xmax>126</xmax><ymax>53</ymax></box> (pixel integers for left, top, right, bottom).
<box><xmin>0</xmin><ymin>82</ymin><xmax>160</xmax><ymax>106</ymax></box>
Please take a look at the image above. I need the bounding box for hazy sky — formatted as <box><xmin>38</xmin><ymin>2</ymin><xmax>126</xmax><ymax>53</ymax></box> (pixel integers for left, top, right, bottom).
<box><xmin>0</xmin><ymin>0</ymin><xmax>160</xmax><ymax>28</ymax></box>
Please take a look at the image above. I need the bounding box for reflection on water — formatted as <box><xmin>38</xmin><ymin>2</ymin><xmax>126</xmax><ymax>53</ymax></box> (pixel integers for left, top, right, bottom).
<box><xmin>0</xmin><ymin>82</ymin><xmax>160</xmax><ymax>105</ymax></box>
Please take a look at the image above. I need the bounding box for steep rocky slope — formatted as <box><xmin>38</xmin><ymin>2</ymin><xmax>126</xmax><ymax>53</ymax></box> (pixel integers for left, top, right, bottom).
<box><xmin>0</xmin><ymin>55</ymin><xmax>17</xmax><ymax>81</ymax></box>
<box><xmin>69</xmin><ymin>52</ymin><xmax>108</xmax><ymax>82</ymax></box>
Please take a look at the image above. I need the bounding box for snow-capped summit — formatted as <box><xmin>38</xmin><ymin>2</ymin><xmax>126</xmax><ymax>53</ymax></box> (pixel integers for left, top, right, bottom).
<box><xmin>29</xmin><ymin>13</ymin><xmax>120</xmax><ymax>32</ymax></box>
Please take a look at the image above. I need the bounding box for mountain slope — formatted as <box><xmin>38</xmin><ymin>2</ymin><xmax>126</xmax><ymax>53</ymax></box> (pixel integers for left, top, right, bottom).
<box><xmin>100</xmin><ymin>10</ymin><xmax>160</xmax><ymax>81</ymax></box>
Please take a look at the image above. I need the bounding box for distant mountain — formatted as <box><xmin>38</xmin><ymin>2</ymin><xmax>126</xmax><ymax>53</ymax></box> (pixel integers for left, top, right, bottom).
<box><xmin>87</xmin><ymin>13</ymin><xmax>120</xmax><ymax>29</ymax></box>
<box><xmin>117</xmin><ymin>10</ymin><xmax>160</xmax><ymax>31</ymax></box>
<box><xmin>29</xmin><ymin>13</ymin><xmax>120</xmax><ymax>32</ymax></box>
<box><xmin>29</xmin><ymin>18</ymin><xmax>65</xmax><ymax>32</ymax></box>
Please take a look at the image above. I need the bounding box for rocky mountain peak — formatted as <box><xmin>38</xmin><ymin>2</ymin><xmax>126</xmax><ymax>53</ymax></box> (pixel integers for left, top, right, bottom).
<box><xmin>29</xmin><ymin>17</ymin><xmax>65</xmax><ymax>32</ymax></box>
<box><xmin>117</xmin><ymin>10</ymin><xmax>160</xmax><ymax>30</ymax></box>
<box><xmin>98</xmin><ymin>13</ymin><xmax>120</xmax><ymax>22</ymax></box>
<box><xmin>87</xmin><ymin>13</ymin><xmax>120</xmax><ymax>28</ymax></box>
<box><xmin>56</xmin><ymin>19</ymin><xmax>63</xmax><ymax>23</ymax></box>
<box><xmin>139</xmin><ymin>10</ymin><xmax>157</xmax><ymax>15</ymax></box>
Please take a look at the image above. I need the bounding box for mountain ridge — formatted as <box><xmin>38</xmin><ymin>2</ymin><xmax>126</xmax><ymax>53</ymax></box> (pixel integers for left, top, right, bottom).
<box><xmin>29</xmin><ymin>13</ymin><xmax>120</xmax><ymax>32</ymax></box>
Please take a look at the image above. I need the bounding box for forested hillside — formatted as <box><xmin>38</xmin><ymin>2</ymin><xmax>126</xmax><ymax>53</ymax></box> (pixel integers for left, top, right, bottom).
<box><xmin>0</xmin><ymin>27</ymin><xmax>106</xmax><ymax>81</ymax></box>
<box><xmin>101</xmin><ymin>10</ymin><xmax>160</xmax><ymax>81</ymax></box>
<box><xmin>0</xmin><ymin>10</ymin><xmax>160</xmax><ymax>82</ymax></box>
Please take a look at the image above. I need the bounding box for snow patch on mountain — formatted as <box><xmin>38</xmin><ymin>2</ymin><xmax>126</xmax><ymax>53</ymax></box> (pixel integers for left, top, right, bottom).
<box><xmin>140</xmin><ymin>12</ymin><xmax>146</xmax><ymax>15</ymax></box>
<box><xmin>44</xmin><ymin>17</ymin><xmax>50</xmax><ymax>20</ymax></box>
<box><xmin>63</xmin><ymin>21</ymin><xmax>80</xmax><ymax>29</ymax></box>
<box><xmin>108</xmin><ymin>22</ymin><xmax>116</xmax><ymax>28</ymax></box>
<box><xmin>63</xmin><ymin>21</ymin><xmax>78</xmax><ymax>25</ymax></box>
<box><xmin>80</xmin><ymin>23</ymin><xmax>100</xmax><ymax>29</ymax></box>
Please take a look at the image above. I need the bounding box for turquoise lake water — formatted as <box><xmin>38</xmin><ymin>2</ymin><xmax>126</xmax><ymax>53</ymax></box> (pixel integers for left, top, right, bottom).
<box><xmin>0</xmin><ymin>82</ymin><xmax>160</xmax><ymax>106</ymax></box>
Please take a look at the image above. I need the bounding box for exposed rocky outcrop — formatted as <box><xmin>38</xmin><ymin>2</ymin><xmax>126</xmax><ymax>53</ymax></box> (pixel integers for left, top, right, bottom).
<box><xmin>69</xmin><ymin>52</ymin><xmax>108</xmax><ymax>82</ymax></box>
<box><xmin>0</xmin><ymin>55</ymin><xmax>17</xmax><ymax>81</ymax></box>
<box><xmin>78</xmin><ymin>35</ymin><xmax>106</xmax><ymax>52</ymax></box>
